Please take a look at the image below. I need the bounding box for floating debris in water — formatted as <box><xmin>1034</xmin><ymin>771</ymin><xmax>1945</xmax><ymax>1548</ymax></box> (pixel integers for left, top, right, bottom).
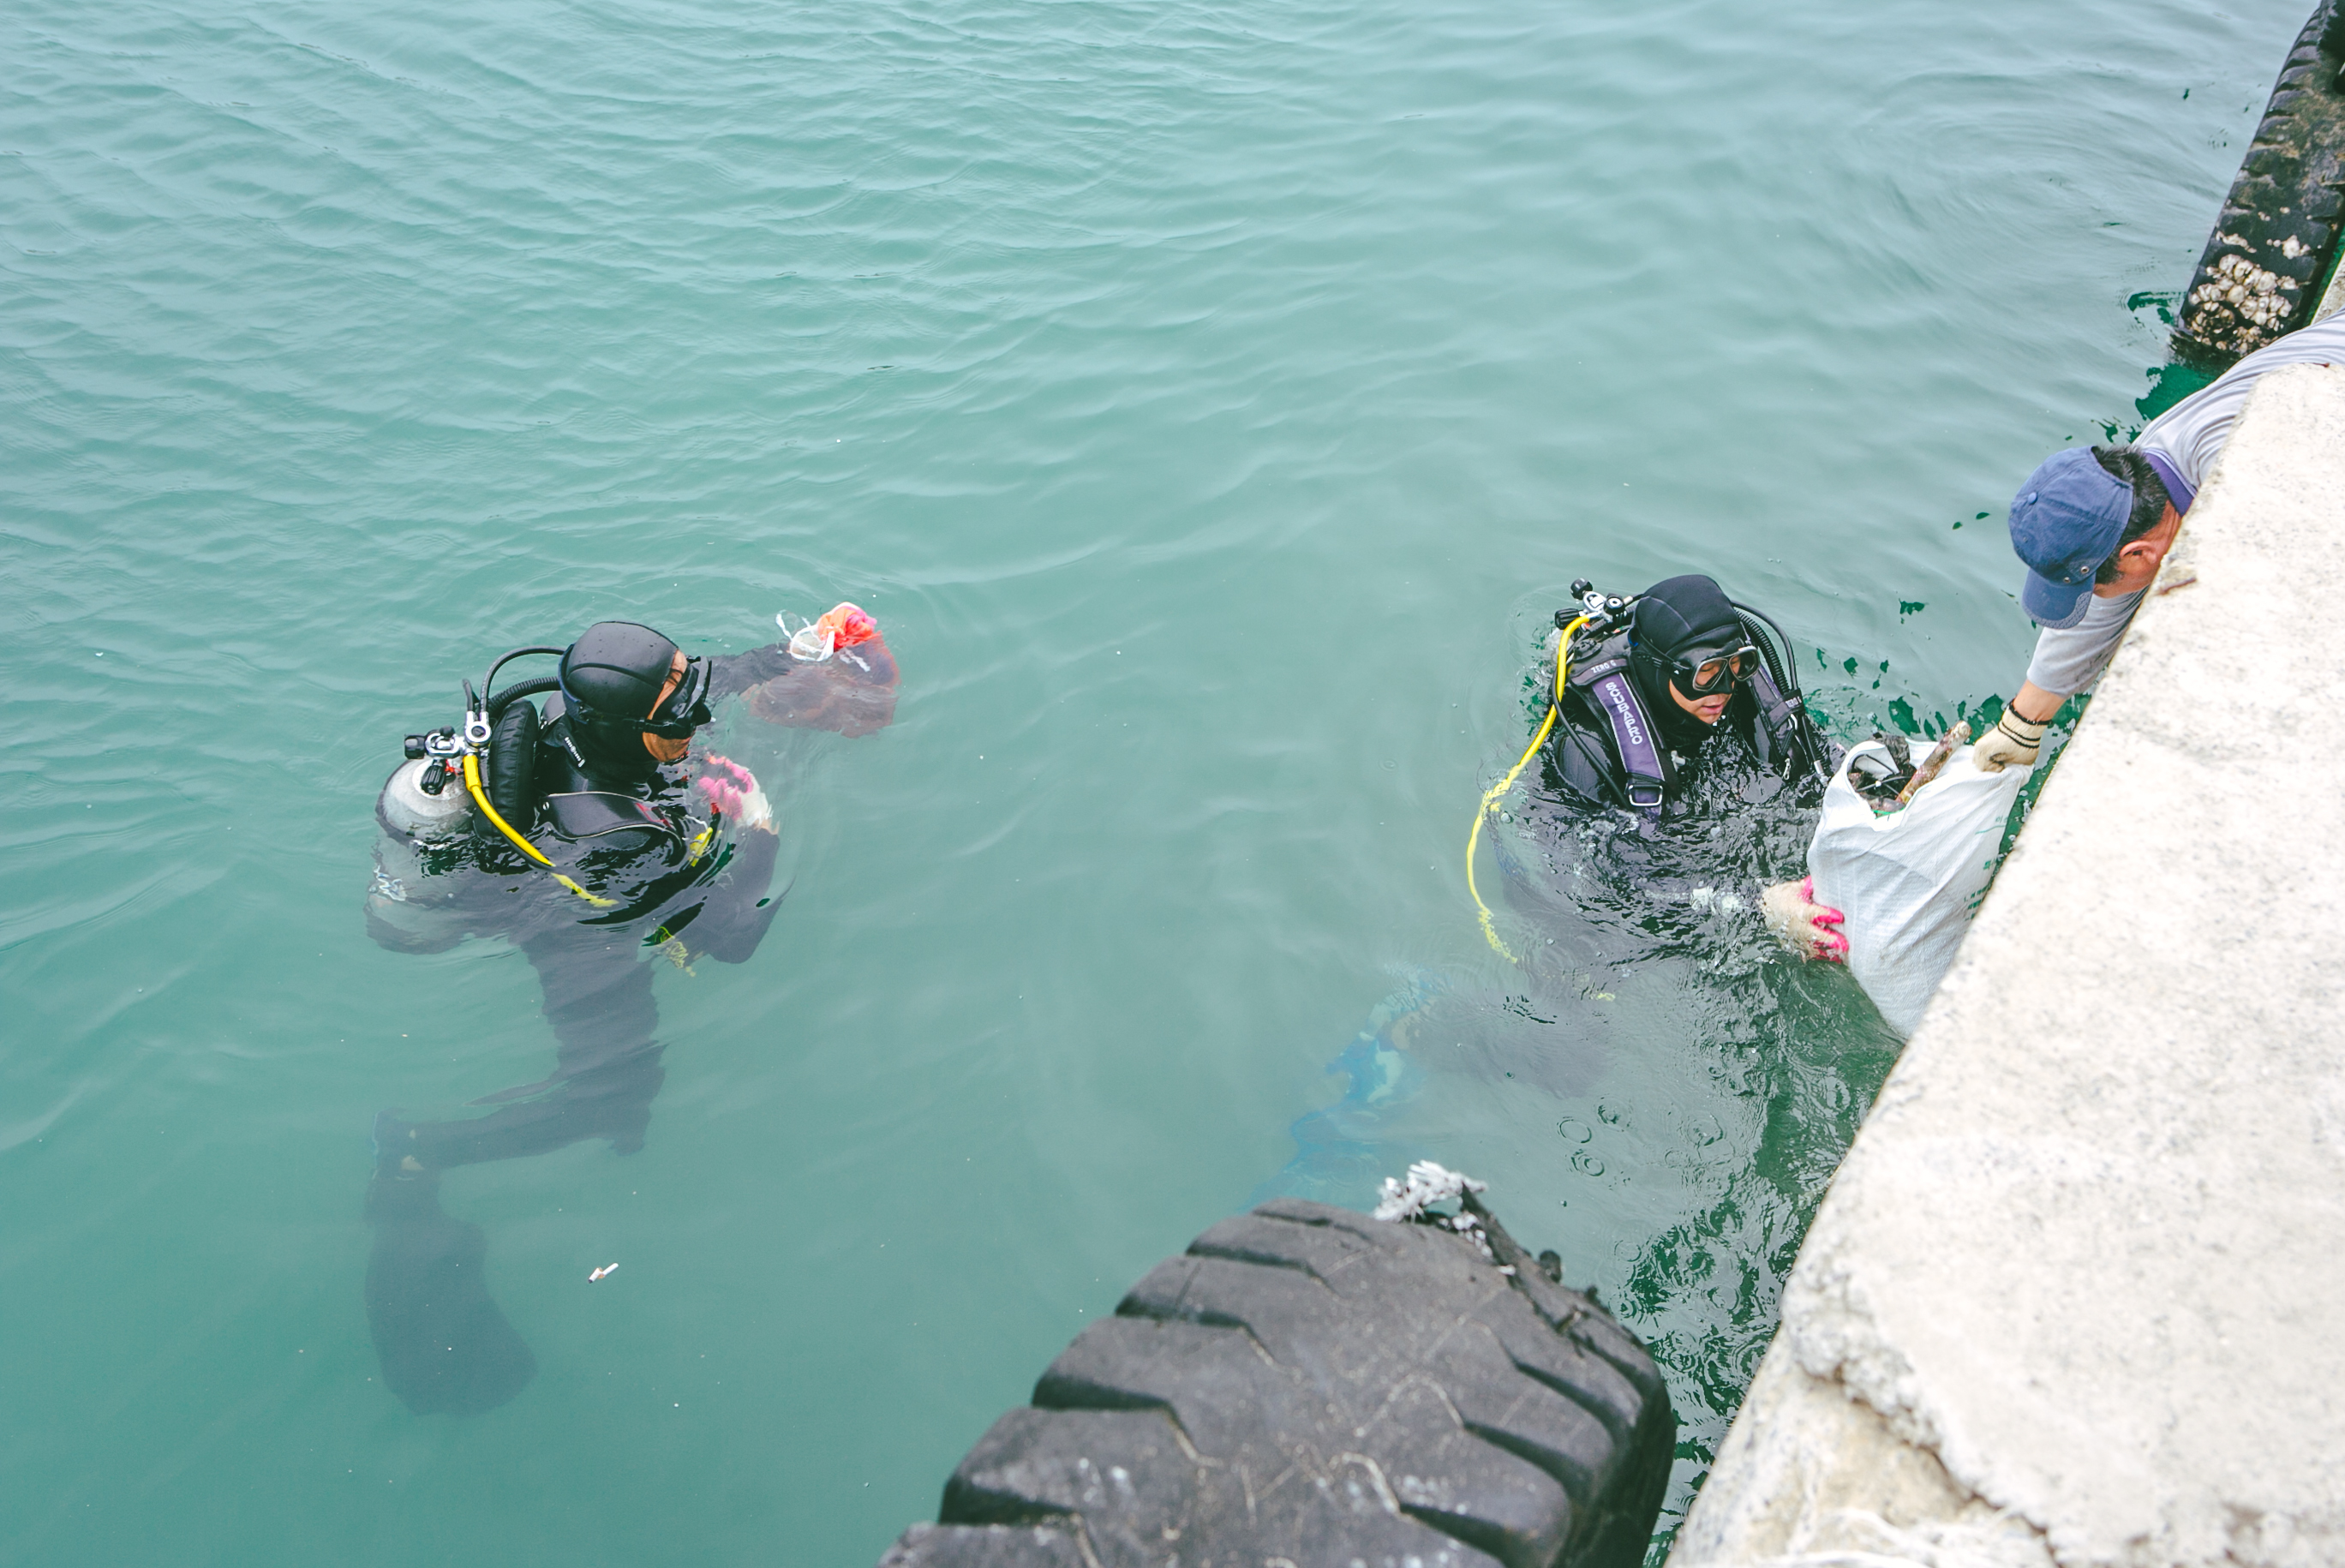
<box><xmin>1373</xmin><ymin>1160</ymin><xmax>1486</xmax><ymax>1223</ymax></box>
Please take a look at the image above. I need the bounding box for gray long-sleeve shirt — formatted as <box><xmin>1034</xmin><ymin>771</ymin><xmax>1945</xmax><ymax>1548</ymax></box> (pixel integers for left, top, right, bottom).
<box><xmin>2025</xmin><ymin>311</ymin><xmax>2345</xmax><ymax>696</ymax></box>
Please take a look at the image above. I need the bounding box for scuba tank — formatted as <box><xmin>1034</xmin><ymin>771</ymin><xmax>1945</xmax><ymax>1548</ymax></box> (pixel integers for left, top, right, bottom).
<box><xmin>377</xmin><ymin>647</ymin><xmax>565</xmax><ymax>852</ymax></box>
<box><xmin>378</xmin><ymin>757</ymin><xmax>475</xmax><ymax>843</ymax></box>
<box><xmin>368</xmin><ymin>751</ymin><xmax>477</xmax><ymax>955</ymax></box>
<box><xmin>371</xmin><ymin>643</ymin><xmax>687</xmax><ymax>912</ymax></box>
<box><xmin>371</xmin><ymin>668</ymin><xmax>544</xmax><ymax>852</ymax></box>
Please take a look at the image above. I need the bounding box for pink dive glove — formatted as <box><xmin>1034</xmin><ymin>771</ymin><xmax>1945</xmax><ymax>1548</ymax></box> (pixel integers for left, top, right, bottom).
<box><xmin>1759</xmin><ymin>876</ymin><xmax>1848</xmax><ymax>962</ymax></box>
<box><xmin>694</xmin><ymin>754</ymin><xmax>775</xmax><ymax>834</ymax></box>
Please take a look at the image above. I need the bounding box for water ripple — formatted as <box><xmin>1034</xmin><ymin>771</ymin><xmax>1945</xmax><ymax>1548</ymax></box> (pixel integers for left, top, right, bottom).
<box><xmin>0</xmin><ymin>0</ymin><xmax>2313</xmax><ymax>1559</ymax></box>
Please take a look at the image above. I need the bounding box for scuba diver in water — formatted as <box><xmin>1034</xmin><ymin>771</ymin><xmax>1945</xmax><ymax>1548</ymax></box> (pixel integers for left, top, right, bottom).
<box><xmin>360</xmin><ymin>604</ymin><xmax>896</xmax><ymax>1415</ymax></box>
<box><xmin>1542</xmin><ymin>574</ymin><xmax>1822</xmax><ymax>815</ymax></box>
<box><xmin>1276</xmin><ymin>575</ymin><xmax>1856</xmax><ymax>1206</ymax></box>
<box><xmin>1518</xmin><ymin>573</ymin><xmax>1847</xmax><ymax>960</ymax></box>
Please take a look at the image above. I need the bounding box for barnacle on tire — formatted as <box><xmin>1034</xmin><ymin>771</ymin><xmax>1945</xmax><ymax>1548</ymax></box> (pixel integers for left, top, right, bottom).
<box><xmin>2174</xmin><ymin>2</ymin><xmax>2345</xmax><ymax>367</ymax></box>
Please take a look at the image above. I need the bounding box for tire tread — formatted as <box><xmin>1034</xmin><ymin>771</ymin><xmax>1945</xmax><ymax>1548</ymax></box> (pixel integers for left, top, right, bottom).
<box><xmin>879</xmin><ymin>1198</ymin><xmax>1675</xmax><ymax>1568</ymax></box>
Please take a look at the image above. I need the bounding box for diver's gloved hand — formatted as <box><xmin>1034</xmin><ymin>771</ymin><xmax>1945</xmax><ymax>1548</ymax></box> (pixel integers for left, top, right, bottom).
<box><xmin>1760</xmin><ymin>877</ymin><xmax>1847</xmax><ymax>963</ymax></box>
<box><xmin>695</xmin><ymin>755</ymin><xmax>775</xmax><ymax>834</ymax></box>
<box><xmin>1971</xmin><ymin>709</ymin><xmax>2047</xmax><ymax>774</ymax></box>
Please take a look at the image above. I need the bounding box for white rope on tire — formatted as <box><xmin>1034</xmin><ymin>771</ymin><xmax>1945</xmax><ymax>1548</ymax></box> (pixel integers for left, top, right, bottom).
<box><xmin>1372</xmin><ymin>1160</ymin><xmax>1487</xmax><ymax>1222</ymax></box>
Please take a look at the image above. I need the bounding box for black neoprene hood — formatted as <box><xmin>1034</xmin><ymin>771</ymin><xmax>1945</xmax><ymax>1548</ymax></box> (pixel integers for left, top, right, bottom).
<box><xmin>560</xmin><ymin>621</ymin><xmax>680</xmax><ymax>723</ymax></box>
<box><xmin>1628</xmin><ymin>575</ymin><xmax>1745</xmax><ymax>742</ymax></box>
<box><xmin>1632</xmin><ymin>575</ymin><xmax>1743</xmax><ymax>661</ymax></box>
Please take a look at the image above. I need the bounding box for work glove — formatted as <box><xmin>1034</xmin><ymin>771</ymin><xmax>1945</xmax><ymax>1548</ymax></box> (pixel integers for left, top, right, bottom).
<box><xmin>1759</xmin><ymin>877</ymin><xmax>1847</xmax><ymax>963</ymax></box>
<box><xmin>694</xmin><ymin>755</ymin><xmax>775</xmax><ymax>834</ymax></box>
<box><xmin>1971</xmin><ymin>709</ymin><xmax>2047</xmax><ymax>774</ymax></box>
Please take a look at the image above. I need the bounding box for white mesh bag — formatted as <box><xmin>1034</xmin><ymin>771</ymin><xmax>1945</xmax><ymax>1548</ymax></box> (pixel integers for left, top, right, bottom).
<box><xmin>1808</xmin><ymin>736</ymin><xmax>2031</xmax><ymax>1036</ymax></box>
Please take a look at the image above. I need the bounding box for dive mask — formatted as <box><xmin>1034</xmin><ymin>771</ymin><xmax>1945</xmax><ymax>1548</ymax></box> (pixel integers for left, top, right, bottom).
<box><xmin>645</xmin><ymin>655</ymin><xmax>714</xmax><ymax>737</ymax></box>
<box><xmin>560</xmin><ymin>653</ymin><xmax>714</xmax><ymax>739</ymax></box>
<box><xmin>1669</xmin><ymin>643</ymin><xmax>1759</xmax><ymax>697</ymax></box>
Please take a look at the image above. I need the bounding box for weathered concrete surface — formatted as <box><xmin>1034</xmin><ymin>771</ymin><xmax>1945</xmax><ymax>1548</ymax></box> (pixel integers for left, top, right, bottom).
<box><xmin>1673</xmin><ymin>363</ymin><xmax>2345</xmax><ymax>1568</ymax></box>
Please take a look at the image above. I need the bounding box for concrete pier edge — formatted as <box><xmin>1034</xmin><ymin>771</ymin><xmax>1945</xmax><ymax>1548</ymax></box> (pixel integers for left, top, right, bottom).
<box><xmin>1669</xmin><ymin>361</ymin><xmax>2345</xmax><ymax>1568</ymax></box>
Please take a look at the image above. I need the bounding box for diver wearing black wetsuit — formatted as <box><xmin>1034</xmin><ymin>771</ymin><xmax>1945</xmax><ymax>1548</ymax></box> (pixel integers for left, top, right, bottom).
<box><xmin>360</xmin><ymin>613</ymin><xmax>897</xmax><ymax>1414</ymax></box>
<box><xmin>1543</xmin><ymin>575</ymin><xmax>1823</xmax><ymax>814</ymax></box>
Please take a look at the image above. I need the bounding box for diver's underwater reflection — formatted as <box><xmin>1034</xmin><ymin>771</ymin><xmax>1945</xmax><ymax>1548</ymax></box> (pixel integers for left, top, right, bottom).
<box><xmin>362</xmin><ymin>929</ymin><xmax>667</xmax><ymax>1415</ymax></box>
<box><xmin>1262</xmin><ymin>751</ymin><xmax>1903</xmax><ymax>1518</ymax></box>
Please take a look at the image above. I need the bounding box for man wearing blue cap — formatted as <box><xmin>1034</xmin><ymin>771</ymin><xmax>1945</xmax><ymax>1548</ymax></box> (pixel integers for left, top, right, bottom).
<box><xmin>1974</xmin><ymin>311</ymin><xmax>2345</xmax><ymax>772</ymax></box>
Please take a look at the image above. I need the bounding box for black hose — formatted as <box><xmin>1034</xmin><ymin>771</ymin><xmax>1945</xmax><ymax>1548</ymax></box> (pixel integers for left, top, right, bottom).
<box><xmin>472</xmin><ymin>646</ymin><xmax>568</xmax><ymax>726</ymax></box>
<box><xmin>1732</xmin><ymin>601</ymin><xmax>1831</xmax><ymax>778</ymax></box>
<box><xmin>1730</xmin><ymin>602</ymin><xmax>1798</xmax><ymax>695</ymax></box>
<box><xmin>478</xmin><ymin>646</ymin><xmax>566</xmax><ymax>707</ymax></box>
<box><xmin>486</xmin><ymin>676</ymin><xmax>561</xmax><ymax>722</ymax></box>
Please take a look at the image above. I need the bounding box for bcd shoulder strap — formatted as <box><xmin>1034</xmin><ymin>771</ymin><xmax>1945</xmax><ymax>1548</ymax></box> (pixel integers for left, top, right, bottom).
<box><xmin>1745</xmin><ymin>666</ymin><xmax>1829</xmax><ymax>782</ymax></box>
<box><xmin>1564</xmin><ymin>631</ymin><xmax>1666</xmax><ymax>814</ymax></box>
<box><xmin>1586</xmin><ymin>675</ymin><xmax>1666</xmax><ymax>816</ymax></box>
<box><xmin>1748</xmin><ymin>667</ymin><xmax>1796</xmax><ymax>763</ymax></box>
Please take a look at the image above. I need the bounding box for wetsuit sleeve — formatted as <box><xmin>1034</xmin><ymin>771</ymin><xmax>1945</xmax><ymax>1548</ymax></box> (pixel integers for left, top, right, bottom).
<box><xmin>713</xmin><ymin>636</ymin><xmax>900</xmax><ymax>737</ymax></box>
<box><xmin>707</xmin><ymin>642</ymin><xmax>798</xmax><ymax>698</ymax></box>
<box><xmin>680</xmin><ymin>826</ymin><xmax>783</xmax><ymax>964</ymax></box>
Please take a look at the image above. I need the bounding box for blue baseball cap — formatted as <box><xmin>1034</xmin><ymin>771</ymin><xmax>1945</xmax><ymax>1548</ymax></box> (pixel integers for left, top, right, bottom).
<box><xmin>2008</xmin><ymin>448</ymin><xmax>2131</xmax><ymax>629</ymax></box>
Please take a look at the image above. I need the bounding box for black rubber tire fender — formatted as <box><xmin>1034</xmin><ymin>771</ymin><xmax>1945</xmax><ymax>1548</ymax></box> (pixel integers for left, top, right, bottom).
<box><xmin>2173</xmin><ymin>1</ymin><xmax>2345</xmax><ymax>367</ymax></box>
<box><xmin>879</xmin><ymin>1197</ymin><xmax>1676</xmax><ymax>1568</ymax></box>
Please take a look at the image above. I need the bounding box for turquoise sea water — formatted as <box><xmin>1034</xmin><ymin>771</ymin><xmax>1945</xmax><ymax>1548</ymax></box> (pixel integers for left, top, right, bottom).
<box><xmin>0</xmin><ymin>0</ymin><xmax>2306</xmax><ymax>1561</ymax></box>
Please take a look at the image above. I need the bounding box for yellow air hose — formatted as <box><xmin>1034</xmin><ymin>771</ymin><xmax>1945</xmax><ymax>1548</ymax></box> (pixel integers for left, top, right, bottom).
<box><xmin>463</xmin><ymin>751</ymin><xmax>619</xmax><ymax>907</ymax></box>
<box><xmin>1467</xmin><ymin>614</ymin><xmax>1587</xmax><ymax>961</ymax></box>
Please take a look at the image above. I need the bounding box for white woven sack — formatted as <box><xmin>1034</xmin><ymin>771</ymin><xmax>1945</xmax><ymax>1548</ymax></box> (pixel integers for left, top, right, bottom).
<box><xmin>1808</xmin><ymin>736</ymin><xmax>2031</xmax><ymax>1037</ymax></box>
